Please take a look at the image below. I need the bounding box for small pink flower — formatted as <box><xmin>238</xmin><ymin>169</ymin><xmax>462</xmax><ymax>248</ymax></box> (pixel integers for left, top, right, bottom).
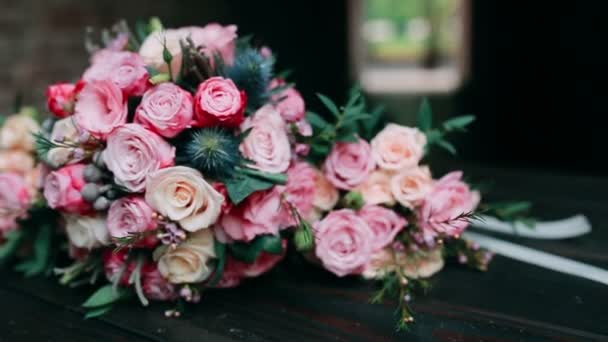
<box><xmin>103</xmin><ymin>249</ymin><xmax>133</xmax><ymax>286</ymax></box>
<box><xmin>142</xmin><ymin>263</ymin><xmax>178</xmax><ymax>301</ymax></box>
<box><xmin>271</xmin><ymin>80</ymin><xmax>306</xmax><ymax>122</ymax></box>
<box><xmin>107</xmin><ymin>196</ymin><xmax>157</xmax><ymax>239</ymax></box>
<box><xmin>371</xmin><ymin>124</ymin><xmax>426</xmax><ymax>171</ymax></box>
<box><xmin>194</xmin><ymin>77</ymin><xmax>246</xmax><ymax>128</ymax></box>
<box><xmin>43</xmin><ymin>164</ymin><xmax>92</xmax><ymax>214</ymax></box>
<box><xmin>358</xmin><ymin>205</ymin><xmax>407</xmax><ymax>251</ymax></box>
<box><xmin>83</xmin><ymin>51</ymin><xmax>150</xmax><ymax>96</ymax></box>
<box><xmin>323</xmin><ymin>138</ymin><xmax>375</xmax><ymax>190</ymax></box>
<box><xmin>240</xmin><ymin>106</ymin><xmax>291</xmax><ymax>174</ymax></box>
<box><xmin>134</xmin><ymin>83</ymin><xmax>195</xmax><ymax>138</ymax></box>
<box><xmin>74</xmin><ymin>80</ymin><xmax>128</xmax><ymax>139</ymax></box>
<box><xmin>218</xmin><ymin>187</ymin><xmax>284</xmax><ymax>242</ymax></box>
<box><xmin>314</xmin><ymin>209</ymin><xmax>374</xmax><ymax>277</ymax></box>
<box><xmin>283</xmin><ymin>162</ymin><xmax>316</xmax><ymax>223</ymax></box>
<box><xmin>418</xmin><ymin>171</ymin><xmax>481</xmax><ymax>238</ymax></box>
<box><xmin>104</xmin><ymin>124</ymin><xmax>175</xmax><ymax>193</ymax></box>
<box><xmin>0</xmin><ymin>173</ymin><xmax>32</xmax><ymax>235</ymax></box>
<box><xmin>46</xmin><ymin>82</ymin><xmax>79</xmax><ymax>118</ymax></box>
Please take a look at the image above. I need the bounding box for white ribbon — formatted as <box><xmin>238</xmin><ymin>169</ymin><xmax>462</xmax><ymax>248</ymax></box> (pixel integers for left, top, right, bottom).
<box><xmin>472</xmin><ymin>214</ymin><xmax>591</xmax><ymax>239</ymax></box>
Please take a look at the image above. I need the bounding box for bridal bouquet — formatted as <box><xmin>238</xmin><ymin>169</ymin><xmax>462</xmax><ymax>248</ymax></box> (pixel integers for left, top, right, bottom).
<box><xmin>20</xmin><ymin>17</ymin><xmax>533</xmax><ymax>327</ymax></box>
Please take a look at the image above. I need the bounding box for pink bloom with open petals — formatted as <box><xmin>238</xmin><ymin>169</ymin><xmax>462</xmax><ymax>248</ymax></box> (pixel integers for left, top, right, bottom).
<box><xmin>74</xmin><ymin>80</ymin><xmax>127</xmax><ymax>139</ymax></box>
<box><xmin>323</xmin><ymin>138</ymin><xmax>375</xmax><ymax>190</ymax></box>
<box><xmin>43</xmin><ymin>164</ymin><xmax>92</xmax><ymax>214</ymax></box>
<box><xmin>358</xmin><ymin>205</ymin><xmax>407</xmax><ymax>251</ymax></box>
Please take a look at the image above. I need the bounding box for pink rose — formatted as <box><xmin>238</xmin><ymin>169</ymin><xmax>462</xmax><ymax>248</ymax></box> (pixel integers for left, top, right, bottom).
<box><xmin>323</xmin><ymin>138</ymin><xmax>375</xmax><ymax>190</ymax></box>
<box><xmin>46</xmin><ymin>82</ymin><xmax>78</xmax><ymax>118</ymax></box>
<box><xmin>0</xmin><ymin>150</ymin><xmax>35</xmax><ymax>175</ymax></box>
<box><xmin>104</xmin><ymin>124</ymin><xmax>175</xmax><ymax>193</ymax></box>
<box><xmin>240</xmin><ymin>106</ymin><xmax>291</xmax><ymax>174</ymax></box>
<box><xmin>74</xmin><ymin>80</ymin><xmax>128</xmax><ymax>139</ymax></box>
<box><xmin>358</xmin><ymin>205</ymin><xmax>407</xmax><ymax>251</ymax></box>
<box><xmin>134</xmin><ymin>83</ymin><xmax>195</xmax><ymax>138</ymax></box>
<box><xmin>355</xmin><ymin>170</ymin><xmax>395</xmax><ymax>206</ymax></box>
<box><xmin>43</xmin><ymin>164</ymin><xmax>92</xmax><ymax>214</ymax></box>
<box><xmin>418</xmin><ymin>171</ymin><xmax>481</xmax><ymax>238</ymax></box>
<box><xmin>314</xmin><ymin>209</ymin><xmax>374</xmax><ymax>277</ymax></box>
<box><xmin>107</xmin><ymin>196</ymin><xmax>157</xmax><ymax>239</ymax></box>
<box><xmin>194</xmin><ymin>77</ymin><xmax>246</xmax><ymax>128</ymax></box>
<box><xmin>390</xmin><ymin>166</ymin><xmax>433</xmax><ymax>209</ymax></box>
<box><xmin>283</xmin><ymin>162</ymin><xmax>317</xmax><ymax>223</ymax></box>
<box><xmin>186</xmin><ymin>24</ymin><xmax>238</xmax><ymax>65</ymax></box>
<box><xmin>218</xmin><ymin>187</ymin><xmax>284</xmax><ymax>242</ymax></box>
<box><xmin>83</xmin><ymin>51</ymin><xmax>150</xmax><ymax>96</ymax></box>
<box><xmin>371</xmin><ymin>124</ymin><xmax>426</xmax><ymax>171</ymax></box>
<box><xmin>271</xmin><ymin>79</ymin><xmax>306</xmax><ymax>122</ymax></box>
<box><xmin>0</xmin><ymin>173</ymin><xmax>32</xmax><ymax>235</ymax></box>
<box><xmin>141</xmin><ymin>263</ymin><xmax>178</xmax><ymax>301</ymax></box>
<box><xmin>103</xmin><ymin>249</ymin><xmax>133</xmax><ymax>286</ymax></box>
<box><xmin>293</xmin><ymin>119</ymin><xmax>312</xmax><ymax>156</ymax></box>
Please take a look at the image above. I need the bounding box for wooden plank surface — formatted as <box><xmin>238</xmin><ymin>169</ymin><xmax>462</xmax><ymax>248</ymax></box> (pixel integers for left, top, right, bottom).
<box><xmin>1</xmin><ymin>163</ymin><xmax>607</xmax><ymax>341</ymax></box>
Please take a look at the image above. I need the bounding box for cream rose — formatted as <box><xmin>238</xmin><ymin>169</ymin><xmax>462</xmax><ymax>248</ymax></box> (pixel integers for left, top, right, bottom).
<box><xmin>355</xmin><ymin>170</ymin><xmax>395</xmax><ymax>206</ymax></box>
<box><xmin>154</xmin><ymin>229</ymin><xmax>216</xmax><ymax>283</ymax></box>
<box><xmin>0</xmin><ymin>113</ymin><xmax>40</xmax><ymax>152</ymax></box>
<box><xmin>312</xmin><ymin>169</ymin><xmax>339</xmax><ymax>212</ymax></box>
<box><xmin>390</xmin><ymin>166</ymin><xmax>433</xmax><ymax>209</ymax></box>
<box><xmin>64</xmin><ymin>214</ymin><xmax>110</xmax><ymax>250</ymax></box>
<box><xmin>145</xmin><ymin>166</ymin><xmax>224</xmax><ymax>232</ymax></box>
<box><xmin>47</xmin><ymin>117</ymin><xmax>83</xmax><ymax>167</ymax></box>
<box><xmin>371</xmin><ymin>124</ymin><xmax>426</xmax><ymax>171</ymax></box>
<box><xmin>0</xmin><ymin>150</ymin><xmax>35</xmax><ymax>174</ymax></box>
<box><xmin>400</xmin><ymin>249</ymin><xmax>444</xmax><ymax>279</ymax></box>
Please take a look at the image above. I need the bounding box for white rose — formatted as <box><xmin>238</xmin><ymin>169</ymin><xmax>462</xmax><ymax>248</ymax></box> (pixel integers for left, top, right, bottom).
<box><xmin>154</xmin><ymin>229</ymin><xmax>216</xmax><ymax>283</ymax></box>
<box><xmin>371</xmin><ymin>124</ymin><xmax>426</xmax><ymax>171</ymax></box>
<box><xmin>145</xmin><ymin>166</ymin><xmax>224</xmax><ymax>232</ymax></box>
<box><xmin>47</xmin><ymin>117</ymin><xmax>82</xmax><ymax>167</ymax></box>
<box><xmin>64</xmin><ymin>214</ymin><xmax>110</xmax><ymax>250</ymax></box>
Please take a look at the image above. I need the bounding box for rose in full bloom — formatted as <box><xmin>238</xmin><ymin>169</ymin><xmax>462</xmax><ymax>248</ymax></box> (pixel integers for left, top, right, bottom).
<box><xmin>217</xmin><ymin>186</ymin><xmax>283</xmax><ymax>242</ymax></box>
<box><xmin>83</xmin><ymin>51</ymin><xmax>150</xmax><ymax>96</ymax></box>
<box><xmin>145</xmin><ymin>166</ymin><xmax>224</xmax><ymax>232</ymax></box>
<box><xmin>270</xmin><ymin>79</ymin><xmax>306</xmax><ymax>122</ymax></box>
<box><xmin>134</xmin><ymin>83</ymin><xmax>195</xmax><ymax>138</ymax></box>
<box><xmin>139</xmin><ymin>24</ymin><xmax>237</xmax><ymax>78</ymax></box>
<box><xmin>64</xmin><ymin>214</ymin><xmax>110</xmax><ymax>250</ymax></box>
<box><xmin>141</xmin><ymin>263</ymin><xmax>178</xmax><ymax>301</ymax></box>
<box><xmin>0</xmin><ymin>173</ymin><xmax>32</xmax><ymax>235</ymax></box>
<box><xmin>390</xmin><ymin>166</ymin><xmax>433</xmax><ymax>209</ymax></box>
<box><xmin>283</xmin><ymin>162</ymin><xmax>317</xmax><ymax>223</ymax></box>
<box><xmin>312</xmin><ymin>169</ymin><xmax>339</xmax><ymax>212</ymax></box>
<box><xmin>314</xmin><ymin>209</ymin><xmax>374</xmax><ymax>277</ymax></box>
<box><xmin>104</xmin><ymin>124</ymin><xmax>175</xmax><ymax>193</ymax></box>
<box><xmin>355</xmin><ymin>170</ymin><xmax>395</xmax><ymax>206</ymax></box>
<box><xmin>239</xmin><ymin>105</ymin><xmax>291</xmax><ymax>174</ymax></box>
<box><xmin>0</xmin><ymin>113</ymin><xmax>40</xmax><ymax>152</ymax></box>
<box><xmin>155</xmin><ymin>229</ymin><xmax>216</xmax><ymax>284</ymax></box>
<box><xmin>358</xmin><ymin>205</ymin><xmax>407</xmax><ymax>251</ymax></box>
<box><xmin>418</xmin><ymin>171</ymin><xmax>481</xmax><ymax>238</ymax></box>
<box><xmin>0</xmin><ymin>150</ymin><xmax>35</xmax><ymax>174</ymax></box>
<box><xmin>323</xmin><ymin>138</ymin><xmax>375</xmax><ymax>190</ymax></box>
<box><xmin>46</xmin><ymin>117</ymin><xmax>83</xmax><ymax>167</ymax></box>
<box><xmin>107</xmin><ymin>196</ymin><xmax>157</xmax><ymax>239</ymax></box>
<box><xmin>46</xmin><ymin>82</ymin><xmax>78</xmax><ymax>117</ymax></box>
<box><xmin>74</xmin><ymin>80</ymin><xmax>128</xmax><ymax>139</ymax></box>
<box><xmin>103</xmin><ymin>249</ymin><xmax>132</xmax><ymax>285</ymax></box>
<box><xmin>194</xmin><ymin>77</ymin><xmax>246</xmax><ymax>128</ymax></box>
<box><xmin>371</xmin><ymin>124</ymin><xmax>426</xmax><ymax>171</ymax></box>
<box><xmin>43</xmin><ymin>164</ymin><xmax>92</xmax><ymax>214</ymax></box>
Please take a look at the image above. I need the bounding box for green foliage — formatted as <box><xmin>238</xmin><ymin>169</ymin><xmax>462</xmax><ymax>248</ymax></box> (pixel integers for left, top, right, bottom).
<box><xmin>82</xmin><ymin>284</ymin><xmax>131</xmax><ymax>319</ymax></box>
<box><xmin>228</xmin><ymin>235</ymin><xmax>284</xmax><ymax>263</ymax></box>
<box><xmin>0</xmin><ymin>230</ymin><xmax>24</xmax><ymax>266</ymax></box>
<box><xmin>481</xmin><ymin>201</ymin><xmax>535</xmax><ymax>228</ymax></box>
<box><xmin>207</xmin><ymin>241</ymin><xmax>227</xmax><ymax>286</ymax></box>
<box><xmin>341</xmin><ymin>191</ymin><xmax>365</xmax><ymax>210</ymax></box>
<box><xmin>224</xmin><ymin>168</ymin><xmax>287</xmax><ymax>205</ymax></box>
<box><xmin>14</xmin><ymin>224</ymin><xmax>53</xmax><ymax>277</ymax></box>
<box><xmin>416</xmin><ymin>99</ymin><xmax>475</xmax><ymax>155</ymax></box>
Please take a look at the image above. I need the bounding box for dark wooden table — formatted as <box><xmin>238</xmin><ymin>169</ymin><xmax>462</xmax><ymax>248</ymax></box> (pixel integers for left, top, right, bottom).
<box><xmin>2</xmin><ymin>163</ymin><xmax>608</xmax><ymax>341</ymax></box>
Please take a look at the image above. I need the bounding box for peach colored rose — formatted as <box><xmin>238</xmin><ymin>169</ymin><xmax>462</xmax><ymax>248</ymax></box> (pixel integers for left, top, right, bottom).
<box><xmin>400</xmin><ymin>249</ymin><xmax>445</xmax><ymax>279</ymax></box>
<box><xmin>390</xmin><ymin>166</ymin><xmax>433</xmax><ymax>209</ymax></box>
<box><xmin>358</xmin><ymin>205</ymin><xmax>407</xmax><ymax>251</ymax></box>
<box><xmin>145</xmin><ymin>166</ymin><xmax>224</xmax><ymax>232</ymax></box>
<box><xmin>371</xmin><ymin>124</ymin><xmax>426</xmax><ymax>171</ymax></box>
<box><xmin>323</xmin><ymin>138</ymin><xmax>375</xmax><ymax>190</ymax></box>
<box><xmin>355</xmin><ymin>170</ymin><xmax>395</xmax><ymax>206</ymax></box>
<box><xmin>362</xmin><ymin>249</ymin><xmax>395</xmax><ymax>279</ymax></box>
<box><xmin>0</xmin><ymin>113</ymin><xmax>40</xmax><ymax>152</ymax></box>
<box><xmin>314</xmin><ymin>209</ymin><xmax>374</xmax><ymax>277</ymax></box>
<box><xmin>312</xmin><ymin>169</ymin><xmax>339</xmax><ymax>212</ymax></box>
<box><xmin>134</xmin><ymin>83</ymin><xmax>195</xmax><ymax>138</ymax></box>
<box><xmin>105</xmin><ymin>124</ymin><xmax>175</xmax><ymax>193</ymax></box>
<box><xmin>0</xmin><ymin>150</ymin><xmax>35</xmax><ymax>174</ymax></box>
<box><xmin>74</xmin><ymin>80</ymin><xmax>127</xmax><ymax>139</ymax></box>
<box><xmin>154</xmin><ymin>229</ymin><xmax>216</xmax><ymax>284</ymax></box>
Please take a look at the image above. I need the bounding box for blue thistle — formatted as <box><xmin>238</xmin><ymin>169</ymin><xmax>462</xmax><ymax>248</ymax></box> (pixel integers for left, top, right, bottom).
<box><xmin>223</xmin><ymin>46</ymin><xmax>275</xmax><ymax>112</ymax></box>
<box><xmin>177</xmin><ymin>127</ymin><xmax>241</xmax><ymax>179</ymax></box>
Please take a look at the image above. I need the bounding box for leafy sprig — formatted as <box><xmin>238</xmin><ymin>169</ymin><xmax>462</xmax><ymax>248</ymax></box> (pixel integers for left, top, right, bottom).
<box><xmin>417</xmin><ymin>99</ymin><xmax>475</xmax><ymax>155</ymax></box>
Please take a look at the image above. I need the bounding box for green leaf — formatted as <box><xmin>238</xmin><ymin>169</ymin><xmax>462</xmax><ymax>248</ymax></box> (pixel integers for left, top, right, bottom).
<box><xmin>0</xmin><ymin>230</ymin><xmax>24</xmax><ymax>265</ymax></box>
<box><xmin>144</xmin><ymin>66</ymin><xmax>160</xmax><ymax>77</ymax></box>
<box><xmin>361</xmin><ymin>105</ymin><xmax>384</xmax><ymax>139</ymax></box>
<box><xmin>134</xmin><ymin>20</ymin><xmax>149</xmax><ymax>43</ymax></box>
<box><xmin>224</xmin><ymin>174</ymin><xmax>274</xmax><ymax>205</ymax></box>
<box><xmin>316</xmin><ymin>93</ymin><xmax>341</xmax><ymax>119</ymax></box>
<box><xmin>341</xmin><ymin>112</ymin><xmax>372</xmax><ymax>126</ymax></box>
<box><xmin>14</xmin><ymin>224</ymin><xmax>52</xmax><ymax>277</ymax></box>
<box><xmin>417</xmin><ymin>98</ymin><xmax>433</xmax><ymax>132</ymax></box>
<box><xmin>443</xmin><ymin>115</ymin><xmax>476</xmax><ymax>132</ymax></box>
<box><xmin>82</xmin><ymin>285</ymin><xmax>128</xmax><ymax>308</ymax></box>
<box><xmin>305</xmin><ymin>111</ymin><xmax>329</xmax><ymax>129</ymax></box>
<box><xmin>208</xmin><ymin>241</ymin><xmax>227</xmax><ymax>286</ymax></box>
<box><xmin>436</xmin><ymin>139</ymin><xmax>457</xmax><ymax>155</ymax></box>
<box><xmin>84</xmin><ymin>305</ymin><xmax>114</xmax><ymax>319</ymax></box>
<box><xmin>335</xmin><ymin>130</ymin><xmax>359</xmax><ymax>143</ymax></box>
<box><xmin>489</xmin><ymin>201</ymin><xmax>533</xmax><ymax>218</ymax></box>
<box><xmin>229</xmin><ymin>235</ymin><xmax>283</xmax><ymax>263</ymax></box>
